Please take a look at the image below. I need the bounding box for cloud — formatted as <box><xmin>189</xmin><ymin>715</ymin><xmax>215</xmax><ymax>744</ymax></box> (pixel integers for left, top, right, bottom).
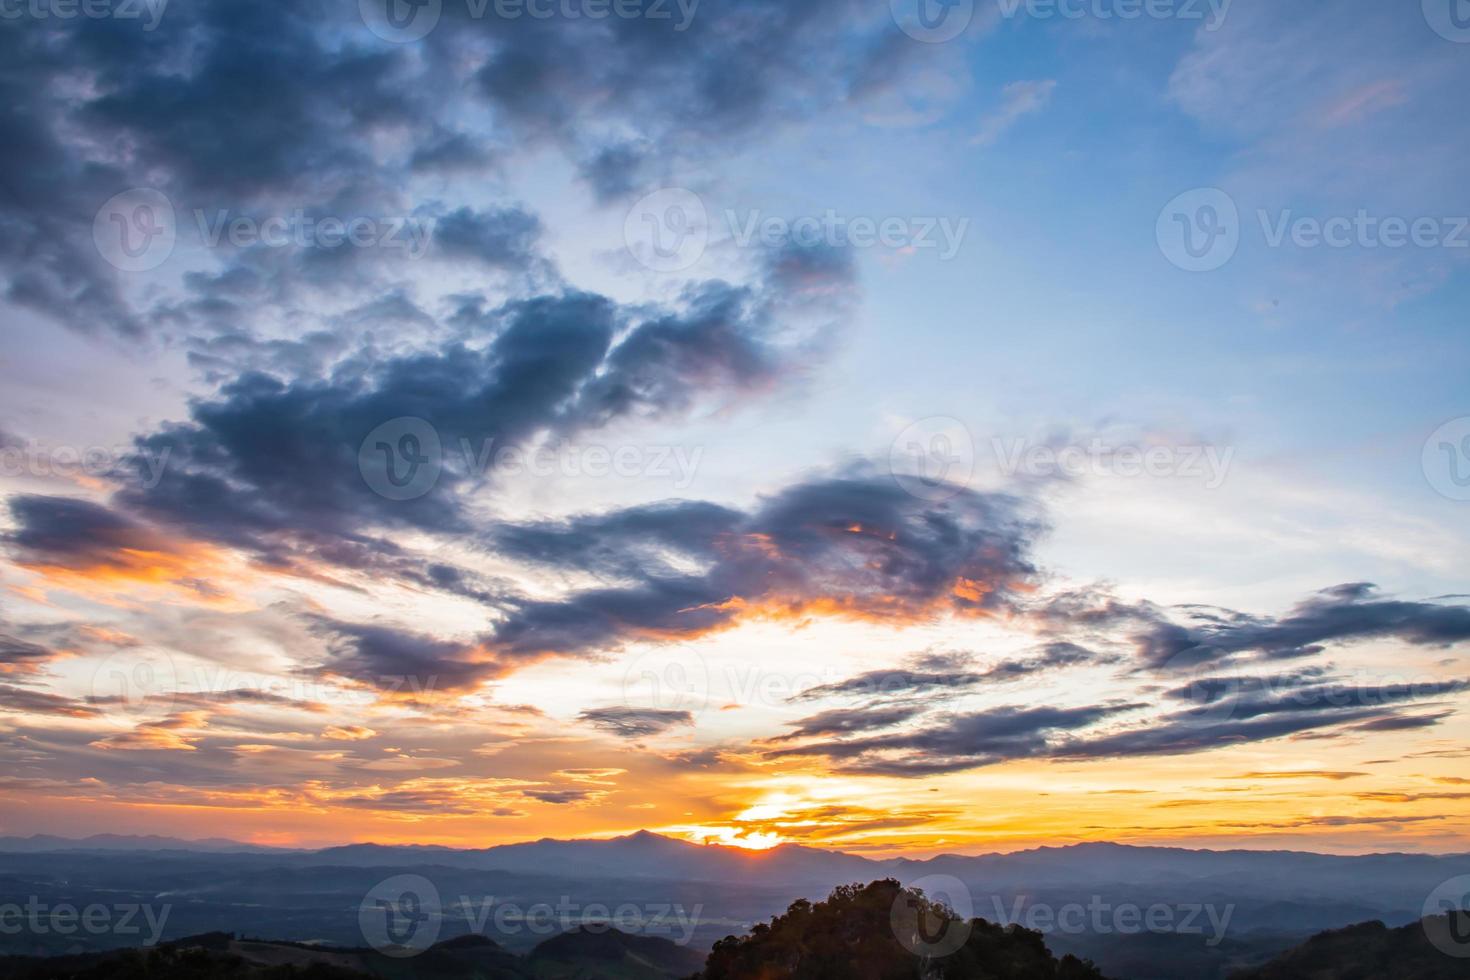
<box><xmin>4</xmin><ymin>495</ymin><xmax>227</xmax><ymax>596</ymax></box>
<box><xmin>310</xmin><ymin>622</ymin><xmax>501</xmax><ymax>695</ymax></box>
<box><xmin>770</xmin><ymin>704</ymin><xmax>1135</xmax><ymax>776</ymax></box>
<box><xmin>0</xmin><ymin>634</ymin><xmax>63</xmax><ymax>678</ymax></box>
<box><xmin>520</xmin><ymin>787</ymin><xmax>603</xmax><ymax>805</ymax></box>
<box><xmin>0</xmin><ymin>0</ymin><xmax>901</xmax><ymax>340</ymax></box>
<box><xmin>972</xmin><ymin>80</ymin><xmax>1056</xmax><ymax>147</ymax></box>
<box><xmin>1037</xmin><ymin>583</ymin><xmax>1470</xmax><ymax>670</ymax></box>
<box><xmin>1228</xmin><ymin>770</ymin><xmax>1367</xmax><ymax>781</ymax></box>
<box><xmin>1056</xmin><ymin>679</ymin><xmax>1466</xmax><ymax>763</ymax></box>
<box><xmin>771</xmin><ymin>667</ymin><xmax>1466</xmax><ymax>776</ymax></box>
<box><xmin>322</xmin><ymin>726</ymin><xmax>377</xmax><ymax>742</ymax></box>
<box><xmin>432</xmin><ymin>206</ymin><xmax>543</xmax><ymax>268</ymax></box>
<box><xmin>577</xmin><ymin>707</ymin><xmax>694</xmax><ymax>739</ymax></box>
<box><xmin>792</xmin><ymin>643</ymin><xmax>1103</xmax><ymax>702</ymax></box>
<box><xmin>89</xmin><ymin>713</ymin><xmax>209</xmax><ymax>753</ymax></box>
<box><xmin>769</xmin><ymin>704</ymin><xmax>928</xmax><ymax>743</ymax></box>
<box><xmin>0</xmin><ymin>685</ymin><xmax>98</xmax><ymax>719</ymax></box>
<box><xmin>484</xmin><ymin>475</ymin><xmax>1044</xmax><ymax>659</ymax></box>
<box><xmin>113</xmin><ymin>251</ymin><xmax>850</xmax><ymax>579</ymax></box>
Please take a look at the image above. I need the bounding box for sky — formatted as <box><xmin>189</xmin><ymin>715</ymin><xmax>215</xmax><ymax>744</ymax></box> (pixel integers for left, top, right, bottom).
<box><xmin>0</xmin><ymin>0</ymin><xmax>1468</xmax><ymax>857</ymax></box>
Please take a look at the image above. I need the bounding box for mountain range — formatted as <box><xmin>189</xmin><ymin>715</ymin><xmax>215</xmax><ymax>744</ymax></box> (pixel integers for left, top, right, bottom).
<box><xmin>3</xmin><ymin>832</ymin><xmax>1468</xmax><ymax>978</ymax></box>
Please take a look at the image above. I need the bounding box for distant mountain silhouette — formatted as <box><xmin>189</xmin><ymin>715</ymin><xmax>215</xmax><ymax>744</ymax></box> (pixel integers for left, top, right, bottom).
<box><xmin>0</xmin><ymin>928</ymin><xmax>697</xmax><ymax>978</ymax></box>
<box><xmin>310</xmin><ymin>830</ymin><xmax>879</xmax><ymax>885</ymax></box>
<box><xmin>0</xmin><ymin>834</ymin><xmax>287</xmax><ymax>854</ymax></box>
<box><xmin>5</xmin><ymin>834</ymin><xmax>1469</xmax><ymax>977</ymax></box>
<box><xmin>1228</xmin><ymin>913</ymin><xmax>1470</xmax><ymax>980</ymax></box>
<box><xmin>529</xmin><ymin>925</ymin><xmax>705</xmax><ymax>978</ymax></box>
<box><xmin>697</xmin><ymin>879</ymin><xmax>1109</xmax><ymax>980</ymax></box>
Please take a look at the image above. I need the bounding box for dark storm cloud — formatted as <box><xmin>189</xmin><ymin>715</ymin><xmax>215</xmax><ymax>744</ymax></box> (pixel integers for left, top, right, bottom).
<box><xmin>577</xmin><ymin>706</ymin><xmax>694</xmax><ymax>739</ymax></box>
